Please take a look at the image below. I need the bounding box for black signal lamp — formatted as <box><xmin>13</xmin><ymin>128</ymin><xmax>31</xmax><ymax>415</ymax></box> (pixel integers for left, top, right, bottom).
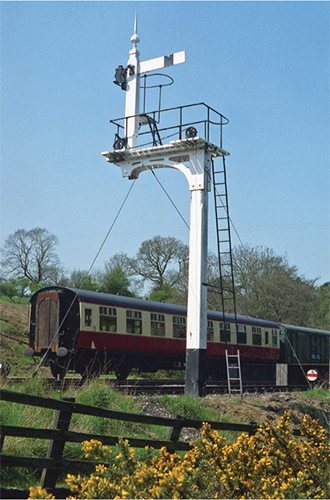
<box><xmin>113</xmin><ymin>65</ymin><xmax>135</xmax><ymax>91</ymax></box>
<box><xmin>114</xmin><ymin>65</ymin><xmax>127</xmax><ymax>90</ymax></box>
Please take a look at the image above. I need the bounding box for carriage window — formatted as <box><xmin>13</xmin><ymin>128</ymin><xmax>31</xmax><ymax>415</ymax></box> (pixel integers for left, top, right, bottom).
<box><xmin>272</xmin><ymin>329</ymin><xmax>278</xmax><ymax>347</ymax></box>
<box><xmin>126</xmin><ymin>310</ymin><xmax>142</xmax><ymax>335</ymax></box>
<box><xmin>99</xmin><ymin>306</ymin><xmax>117</xmax><ymax>332</ymax></box>
<box><xmin>252</xmin><ymin>326</ymin><xmax>262</xmax><ymax>346</ymax></box>
<box><xmin>265</xmin><ymin>331</ymin><xmax>269</xmax><ymax>345</ymax></box>
<box><xmin>220</xmin><ymin>322</ymin><xmax>231</xmax><ymax>343</ymax></box>
<box><xmin>151</xmin><ymin>313</ymin><xmax>165</xmax><ymax>337</ymax></box>
<box><xmin>173</xmin><ymin>316</ymin><xmax>186</xmax><ymax>338</ymax></box>
<box><xmin>237</xmin><ymin>324</ymin><xmax>247</xmax><ymax>344</ymax></box>
<box><xmin>84</xmin><ymin>309</ymin><xmax>92</xmax><ymax>327</ymax></box>
<box><xmin>311</xmin><ymin>336</ymin><xmax>322</xmax><ymax>360</ymax></box>
<box><xmin>207</xmin><ymin>321</ymin><xmax>214</xmax><ymax>341</ymax></box>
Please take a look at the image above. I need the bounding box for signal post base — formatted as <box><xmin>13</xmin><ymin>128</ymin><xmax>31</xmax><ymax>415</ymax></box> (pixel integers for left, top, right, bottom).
<box><xmin>185</xmin><ymin>348</ymin><xmax>207</xmax><ymax>397</ymax></box>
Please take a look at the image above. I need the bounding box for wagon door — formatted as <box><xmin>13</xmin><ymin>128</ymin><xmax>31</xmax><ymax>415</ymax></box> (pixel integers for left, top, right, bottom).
<box><xmin>35</xmin><ymin>292</ymin><xmax>60</xmax><ymax>352</ymax></box>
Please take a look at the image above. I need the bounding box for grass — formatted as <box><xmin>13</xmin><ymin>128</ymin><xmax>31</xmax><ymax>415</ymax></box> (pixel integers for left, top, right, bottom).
<box><xmin>160</xmin><ymin>393</ymin><xmax>247</xmax><ymax>443</ymax></box>
<box><xmin>1</xmin><ymin>377</ymin><xmax>330</xmax><ymax>491</ymax></box>
<box><xmin>0</xmin><ymin>378</ymin><xmax>172</xmax><ymax>489</ymax></box>
<box><xmin>300</xmin><ymin>387</ymin><xmax>330</xmax><ymax>398</ymax></box>
<box><xmin>0</xmin><ymin>297</ymin><xmax>32</xmax><ymax>376</ymax></box>
<box><xmin>1</xmin><ymin>380</ymin><xmax>222</xmax><ymax>489</ymax></box>
<box><xmin>0</xmin><ymin>295</ymin><xmax>30</xmax><ymax>305</ymax></box>
<box><xmin>161</xmin><ymin>394</ymin><xmax>220</xmax><ymax>421</ymax></box>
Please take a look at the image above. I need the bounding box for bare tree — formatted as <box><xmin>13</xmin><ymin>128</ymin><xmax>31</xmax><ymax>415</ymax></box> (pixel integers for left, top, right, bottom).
<box><xmin>206</xmin><ymin>244</ymin><xmax>321</xmax><ymax>327</ymax></box>
<box><xmin>126</xmin><ymin>236</ymin><xmax>189</xmax><ymax>291</ymax></box>
<box><xmin>1</xmin><ymin>227</ymin><xmax>64</xmax><ymax>284</ymax></box>
<box><xmin>232</xmin><ymin>244</ymin><xmax>319</xmax><ymax>326</ymax></box>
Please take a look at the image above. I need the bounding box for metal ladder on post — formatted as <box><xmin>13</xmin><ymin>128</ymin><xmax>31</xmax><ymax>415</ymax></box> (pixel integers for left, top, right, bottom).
<box><xmin>225</xmin><ymin>350</ymin><xmax>243</xmax><ymax>396</ymax></box>
<box><xmin>212</xmin><ymin>156</ymin><xmax>243</xmax><ymax>397</ymax></box>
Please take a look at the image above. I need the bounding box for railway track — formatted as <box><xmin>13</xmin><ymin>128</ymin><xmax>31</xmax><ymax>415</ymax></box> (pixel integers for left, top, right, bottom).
<box><xmin>2</xmin><ymin>377</ymin><xmax>308</xmax><ymax>394</ymax></box>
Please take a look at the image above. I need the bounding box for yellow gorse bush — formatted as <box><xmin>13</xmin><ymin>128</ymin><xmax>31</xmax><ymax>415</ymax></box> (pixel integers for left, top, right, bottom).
<box><xmin>29</xmin><ymin>412</ymin><xmax>329</xmax><ymax>499</ymax></box>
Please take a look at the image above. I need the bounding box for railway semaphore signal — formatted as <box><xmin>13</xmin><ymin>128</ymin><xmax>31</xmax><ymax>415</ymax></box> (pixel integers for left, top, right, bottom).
<box><xmin>112</xmin><ymin>12</ymin><xmax>185</xmax><ymax>150</ymax></box>
<box><xmin>102</xmin><ymin>14</ymin><xmax>232</xmax><ymax>396</ymax></box>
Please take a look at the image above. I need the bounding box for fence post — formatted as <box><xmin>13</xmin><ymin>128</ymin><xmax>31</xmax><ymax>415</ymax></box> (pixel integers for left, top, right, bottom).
<box><xmin>249</xmin><ymin>421</ymin><xmax>258</xmax><ymax>436</ymax></box>
<box><xmin>166</xmin><ymin>415</ymin><xmax>185</xmax><ymax>451</ymax></box>
<box><xmin>0</xmin><ymin>435</ymin><xmax>5</xmax><ymax>453</ymax></box>
<box><xmin>40</xmin><ymin>397</ymin><xmax>75</xmax><ymax>491</ymax></box>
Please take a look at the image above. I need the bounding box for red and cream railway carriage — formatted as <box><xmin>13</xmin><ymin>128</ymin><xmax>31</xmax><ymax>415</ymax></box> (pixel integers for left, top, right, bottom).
<box><xmin>26</xmin><ymin>286</ymin><xmax>280</xmax><ymax>380</ymax></box>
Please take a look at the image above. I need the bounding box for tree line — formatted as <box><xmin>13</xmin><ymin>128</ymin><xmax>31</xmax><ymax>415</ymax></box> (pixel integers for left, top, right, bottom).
<box><xmin>1</xmin><ymin>227</ymin><xmax>329</xmax><ymax>330</ymax></box>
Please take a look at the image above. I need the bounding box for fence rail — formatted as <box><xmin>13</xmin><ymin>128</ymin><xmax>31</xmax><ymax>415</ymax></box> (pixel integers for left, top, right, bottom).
<box><xmin>0</xmin><ymin>388</ymin><xmax>261</xmax><ymax>496</ymax></box>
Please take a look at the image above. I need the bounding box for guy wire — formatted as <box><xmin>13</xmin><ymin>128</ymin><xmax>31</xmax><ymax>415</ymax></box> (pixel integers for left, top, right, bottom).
<box><xmin>150</xmin><ymin>169</ymin><xmax>190</xmax><ymax>229</ymax></box>
<box><xmin>31</xmin><ymin>180</ymin><xmax>136</xmax><ymax>378</ymax></box>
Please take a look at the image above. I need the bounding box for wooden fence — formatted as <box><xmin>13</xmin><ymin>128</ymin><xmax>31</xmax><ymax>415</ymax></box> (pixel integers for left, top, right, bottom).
<box><xmin>0</xmin><ymin>388</ymin><xmax>264</xmax><ymax>497</ymax></box>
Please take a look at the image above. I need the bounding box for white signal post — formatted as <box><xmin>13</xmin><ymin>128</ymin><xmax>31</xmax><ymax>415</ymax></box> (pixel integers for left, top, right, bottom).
<box><xmin>124</xmin><ymin>14</ymin><xmax>140</xmax><ymax>149</ymax></box>
<box><xmin>103</xmin><ymin>17</ymin><xmax>228</xmax><ymax>396</ymax></box>
<box><xmin>124</xmin><ymin>14</ymin><xmax>185</xmax><ymax>149</ymax></box>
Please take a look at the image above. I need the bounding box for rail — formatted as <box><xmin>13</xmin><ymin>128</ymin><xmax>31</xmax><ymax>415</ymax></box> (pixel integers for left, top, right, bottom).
<box><xmin>109</xmin><ymin>102</ymin><xmax>229</xmax><ymax>150</ymax></box>
<box><xmin>1</xmin><ymin>388</ymin><xmax>259</xmax><ymax>496</ymax></box>
<box><xmin>2</xmin><ymin>377</ymin><xmax>312</xmax><ymax>393</ymax></box>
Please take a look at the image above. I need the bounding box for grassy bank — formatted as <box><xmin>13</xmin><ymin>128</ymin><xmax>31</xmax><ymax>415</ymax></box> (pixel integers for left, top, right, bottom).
<box><xmin>1</xmin><ymin>378</ymin><xmax>232</xmax><ymax>488</ymax></box>
<box><xmin>1</xmin><ymin>377</ymin><xmax>329</xmax><ymax>490</ymax></box>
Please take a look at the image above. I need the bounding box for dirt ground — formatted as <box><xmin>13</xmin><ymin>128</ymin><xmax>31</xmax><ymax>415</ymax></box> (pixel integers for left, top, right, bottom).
<box><xmin>137</xmin><ymin>390</ymin><xmax>330</xmax><ymax>442</ymax></box>
<box><xmin>203</xmin><ymin>391</ymin><xmax>329</xmax><ymax>427</ymax></box>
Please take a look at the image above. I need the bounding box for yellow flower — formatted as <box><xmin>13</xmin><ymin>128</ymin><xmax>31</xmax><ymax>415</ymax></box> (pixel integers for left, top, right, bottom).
<box><xmin>28</xmin><ymin>486</ymin><xmax>55</xmax><ymax>499</ymax></box>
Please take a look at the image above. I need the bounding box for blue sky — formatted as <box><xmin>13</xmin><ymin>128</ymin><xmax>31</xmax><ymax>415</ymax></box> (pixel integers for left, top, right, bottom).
<box><xmin>1</xmin><ymin>1</ymin><xmax>329</xmax><ymax>286</ymax></box>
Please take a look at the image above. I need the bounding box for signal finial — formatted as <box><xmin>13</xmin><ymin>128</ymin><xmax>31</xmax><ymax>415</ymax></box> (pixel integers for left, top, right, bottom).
<box><xmin>130</xmin><ymin>11</ymin><xmax>140</xmax><ymax>47</ymax></box>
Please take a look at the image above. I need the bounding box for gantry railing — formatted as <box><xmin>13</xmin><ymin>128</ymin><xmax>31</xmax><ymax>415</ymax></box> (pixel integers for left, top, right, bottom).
<box><xmin>109</xmin><ymin>102</ymin><xmax>229</xmax><ymax>151</ymax></box>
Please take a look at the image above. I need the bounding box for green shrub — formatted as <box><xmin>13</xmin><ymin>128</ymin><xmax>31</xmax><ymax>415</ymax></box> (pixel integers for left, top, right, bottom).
<box><xmin>29</xmin><ymin>413</ymin><xmax>330</xmax><ymax>499</ymax></box>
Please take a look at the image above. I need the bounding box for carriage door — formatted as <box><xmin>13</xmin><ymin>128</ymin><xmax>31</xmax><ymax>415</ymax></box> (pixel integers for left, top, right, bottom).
<box><xmin>35</xmin><ymin>292</ymin><xmax>60</xmax><ymax>352</ymax></box>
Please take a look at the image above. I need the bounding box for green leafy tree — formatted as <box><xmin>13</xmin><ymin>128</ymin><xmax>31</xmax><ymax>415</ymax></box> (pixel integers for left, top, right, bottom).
<box><xmin>149</xmin><ymin>283</ymin><xmax>176</xmax><ymax>303</ymax></box>
<box><xmin>28</xmin><ymin>281</ymin><xmax>45</xmax><ymax>295</ymax></box>
<box><xmin>0</xmin><ymin>278</ymin><xmax>19</xmax><ymax>301</ymax></box>
<box><xmin>0</xmin><ymin>277</ymin><xmax>36</xmax><ymax>300</ymax></box>
<box><xmin>101</xmin><ymin>265</ymin><xmax>133</xmax><ymax>297</ymax></box>
<box><xmin>68</xmin><ymin>270</ymin><xmax>99</xmax><ymax>291</ymax></box>
<box><xmin>317</xmin><ymin>282</ymin><xmax>330</xmax><ymax>330</ymax></box>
